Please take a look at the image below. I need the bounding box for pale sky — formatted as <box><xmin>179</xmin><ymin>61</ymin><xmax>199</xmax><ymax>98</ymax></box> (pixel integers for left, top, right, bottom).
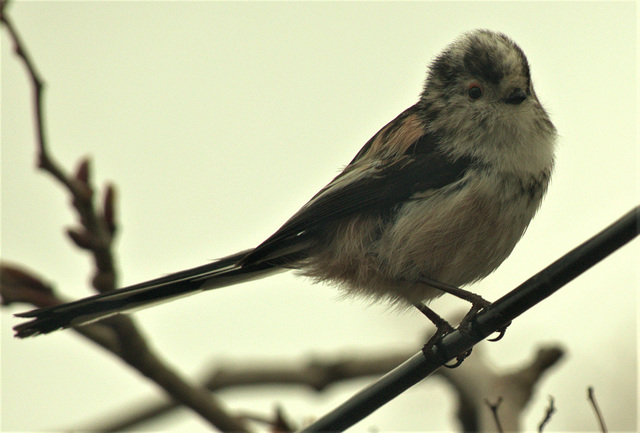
<box><xmin>2</xmin><ymin>2</ymin><xmax>638</xmax><ymax>432</ymax></box>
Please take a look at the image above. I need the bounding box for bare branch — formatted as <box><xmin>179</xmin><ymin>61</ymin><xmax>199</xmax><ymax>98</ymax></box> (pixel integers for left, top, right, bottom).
<box><xmin>1</xmin><ymin>263</ymin><xmax>247</xmax><ymax>431</ymax></box>
<box><xmin>2</xmin><ymin>5</ymin><xmax>115</xmax><ymax>295</ymax></box>
<box><xmin>1</xmin><ymin>7</ymin><xmax>247</xmax><ymax>432</ymax></box>
<box><xmin>1</xmin><ymin>0</ymin><xmax>71</xmax><ymax>190</ymax></box>
<box><xmin>538</xmin><ymin>396</ymin><xmax>555</xmax><ymax>433</ymax></box>
<box><xmin>0</xmin><ymin>263</ymin><xmax>126</xmax><ymax>359</ymax></box>
<box><xmin>96</xmin><ymin>343</ymin><xmax>566</xmax><ymax>432</ymax></box>
<box><xmin>588</xmin><ymin>386</ymin><xmax>608</xmax><ymax>433</ymax></box>
<box><xmin>94</xmin><ymin>349</ymin><xmax>413</xmax><ymax>431</ymax></box>
<box><xmin>1</xmin><ymin>263</ymin><xmax>59</xmax><ymax>308</ymax></box>
<box><xmin>204</xmin><ymin>351</ymin><xmax>410</xmax><ymax>392</ymax></box>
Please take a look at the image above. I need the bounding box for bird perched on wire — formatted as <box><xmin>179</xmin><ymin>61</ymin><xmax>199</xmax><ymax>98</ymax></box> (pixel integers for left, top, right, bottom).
<box><xmin>14</xmin><ymin>29</ymin><xmax>556</xmax><ymax>340</ymax></box>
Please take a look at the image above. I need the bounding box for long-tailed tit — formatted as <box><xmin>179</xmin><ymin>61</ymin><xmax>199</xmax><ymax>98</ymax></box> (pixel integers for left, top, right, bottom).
<box><xmin>14</xmin><ymin>29</ymin><xmax>556</xmax><ymax>338</ymax></box>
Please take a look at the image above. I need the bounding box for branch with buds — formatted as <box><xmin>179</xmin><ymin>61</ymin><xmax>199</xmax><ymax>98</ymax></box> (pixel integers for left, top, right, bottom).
<box><xmin>0</xmin><ymin>4</ymin><xmax>247</xmax><ymax>432</ymax></box>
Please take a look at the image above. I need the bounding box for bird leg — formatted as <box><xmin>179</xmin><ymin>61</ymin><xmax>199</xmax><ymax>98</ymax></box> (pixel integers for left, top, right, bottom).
<box><xmin>411</xmin><ymin>301</ymin><xmax>471</xmax><ymax>368</ymax></box>
<box><xmin>418</xmin><ymin>276</ymin><xmax>491</xmax><ymax>310</ymax></box>
<box><xmin>415</xmin><ymin>276</ymin><xmax>510</xmax><ymax>349</ymax></box>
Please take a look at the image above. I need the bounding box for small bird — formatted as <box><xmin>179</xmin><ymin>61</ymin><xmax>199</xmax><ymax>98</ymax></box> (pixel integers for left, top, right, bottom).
<box><xmin>14</xmin><ymin>29</ymin><xmax>556</xmax><ymax>339</ymax></box>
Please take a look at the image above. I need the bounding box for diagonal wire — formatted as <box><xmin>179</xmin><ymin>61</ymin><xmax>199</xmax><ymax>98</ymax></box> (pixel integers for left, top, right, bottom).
<box><xmin>300</xmin><ymin>205</ymin><xmax>639</xmax><ymax>433</ymax></box>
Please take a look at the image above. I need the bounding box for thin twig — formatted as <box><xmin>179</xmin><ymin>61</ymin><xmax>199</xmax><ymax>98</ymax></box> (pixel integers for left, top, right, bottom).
<box><xmin>587</xmin><ymin>386</ymin><xmax>608</xmax><ymax>433</ymax></box>
<box><xmin>1</xmin><ymin>0</ymin><xmax>72</xmax><ymax>191</ymax></box>
<box><xmin>1</xmin><ymin>7</ymin><xmax>247</xmax><ymax>432</ymax></box>
<box><xmin>538</xmin><ymin>396</ymin><xmax>555</xmax><ymax>433</ymax></box>
<box><xmin>1</xmin><ymin>2</ymin><xmax>114</xmax><ymax>294</ymax></box>
<box><xmin>484</xmin><ymin>397</ymin><xmax>504</xmax><ymax>433</ymax></box>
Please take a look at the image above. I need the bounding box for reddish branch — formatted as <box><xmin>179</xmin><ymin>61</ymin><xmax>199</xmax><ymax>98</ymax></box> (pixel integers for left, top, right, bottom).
<box><xmin>0</xmin><ymin>4</ymin><xmax>247</xmax><ymax>431</ymax></box>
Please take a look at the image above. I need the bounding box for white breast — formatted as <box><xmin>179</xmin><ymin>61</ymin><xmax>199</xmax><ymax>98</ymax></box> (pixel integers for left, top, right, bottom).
<box><xmin>376</xmin><ymin>167</ymin><xmax>546</xmax><ymax>288</ymax></box>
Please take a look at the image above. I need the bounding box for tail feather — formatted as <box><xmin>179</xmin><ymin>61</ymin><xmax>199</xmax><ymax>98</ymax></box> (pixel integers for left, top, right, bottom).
<box><xmin>13</xmin><ymin>249</ymin><xmax>282</xmax><ymax>337</ymax></box>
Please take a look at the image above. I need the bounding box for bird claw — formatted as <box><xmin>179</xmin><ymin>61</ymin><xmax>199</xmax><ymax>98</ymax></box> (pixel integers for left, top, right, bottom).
<box><xmin>421</xmin><ymin>323</ymin><xmax>452</xmax><ymax>355</ymax></box>
<box><xmin>459</xmin><ymin>306</ymin><xmax>511</xmax><ymax>342</ymax></box>
<box><xmin>444</xmin><ymin>348</ymin><xmax>473</xmax><ymax>368</ymax></box>
<box><xmin>414</xmin><ymin>296</ymin><xmax>508</xmax><ymax>369</ymax></box>
<box><xmin>487</xmin><ymin>322</ymin><xmax>511</xmax><ymax>341</ymax></box>
<box><xmin>421</xmin><ymin>327</ymin><xmax>473</xmax><ymax>368</ymax></box>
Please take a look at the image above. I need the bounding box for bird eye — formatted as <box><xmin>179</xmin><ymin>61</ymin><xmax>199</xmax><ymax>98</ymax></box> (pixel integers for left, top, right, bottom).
<box><xmin>467</xmin><ymin>83</ymin><xmax>483</xmax><ymax>100</ymax></box>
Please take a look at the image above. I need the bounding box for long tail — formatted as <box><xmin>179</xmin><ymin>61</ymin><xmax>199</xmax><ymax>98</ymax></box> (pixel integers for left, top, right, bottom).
<box><xmin>13</xmin><ymin>249</ymin><xmax>283</xmax><ymax>337</ymax></box>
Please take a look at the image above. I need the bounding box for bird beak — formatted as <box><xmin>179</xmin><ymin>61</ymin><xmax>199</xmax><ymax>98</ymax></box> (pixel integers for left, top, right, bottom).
<box><xmin>504</xmin><ymin>88</ymin><xmax>527</xmax><ymax>105</ymax></box>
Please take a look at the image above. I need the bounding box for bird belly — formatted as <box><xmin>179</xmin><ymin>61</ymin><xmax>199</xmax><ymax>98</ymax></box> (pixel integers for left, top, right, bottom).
<box><xmin>375</xmin><ymin>174</ymin><xmax>542</xmax><ymax>301</ymax></box>
<box><xmin>299</xmin><ymin>171</ymin><xmax>545</xmax><ymax>305</ymax></box>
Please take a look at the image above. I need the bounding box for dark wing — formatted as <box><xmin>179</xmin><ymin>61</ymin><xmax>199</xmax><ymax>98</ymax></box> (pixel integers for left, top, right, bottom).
<box><xmin>240</xmin><ymin>110</ymin><xmax>475</xmax><ymax>266</ymax></box>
